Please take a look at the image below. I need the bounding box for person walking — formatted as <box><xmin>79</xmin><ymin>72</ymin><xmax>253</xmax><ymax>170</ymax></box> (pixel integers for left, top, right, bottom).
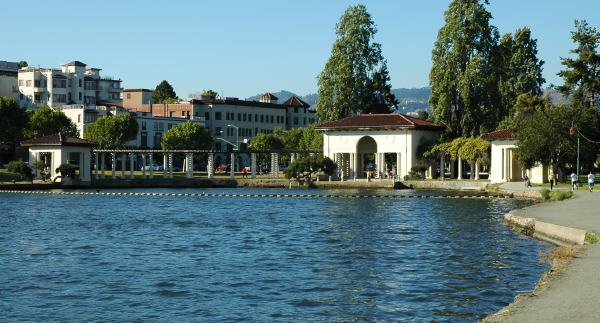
<box><xmin>588</xmin><ymin>172</ymin><xmax>595</xmax><ymax>192</ymax></box>
<box><xmin>549</xmin><ymin>172</ymin><xmax>555</xmax><ymax>191</ymax></box>
<box><xmin>524</xmin><ymin>174</ymin><xmax>531</xmax><ymax>188</ymax></box>
<box><xmin>571</xmin><ymin>172</ymin><xmax>578</xmax><ymax>191</ymax></box>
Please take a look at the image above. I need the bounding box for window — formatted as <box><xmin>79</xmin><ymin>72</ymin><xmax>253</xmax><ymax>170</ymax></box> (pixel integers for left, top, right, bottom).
<box><xmin>26</xmin><ymin>80</ymin><xmax>32</xmax><ymax>87</ymax></box>
<box><xmin>34</xmin><ymin>94</ymin><xmax>41</xmax><ymax>103</ymax></box>
<box><xmin>303</xmin><ymin>118</ymin><xmax>306</xmax><ymax>125</ymax></box>
<box><xmin>141</xmin><ymin>132</ymin><xmax>148</xmax><ymax>147</ymax></box>
<box><xmin>215</xmin><ymin>127</ymin><xmax>222</xmax><ymax>136</ymax></box>
<box><xmin>79</xmin><ymin>79</ymin><xmax>82</xmax><ymax>87</ymax></box>
<box><xmin>260</xmin><ymin>115</ymin><xmax>264</xmax><ymax>123</ymax></box>
<box><xmin>255</xmin><ymin>128</ymin><xmax>258</xmax><ymax>136</ymax></box>
<box><xmin>53</xmin><ymin>79</ymin><xmax>67</xmax><ymax>88</ymax></box>
<box><xmin>153</xmin><ymin>133</ymin><xmax>162</xmax><ymax>148</ymax></box>
<box><xmin>68</xmin><ymin>79</ymin><xmax>72</xmax><ymax>87</ymax></box>
<box><xmin>215</xmin><ymin>142</ymin><xmax>222</xmax><ymax>151</ymax></box>
<box><xmin>237</xmin><ymin>113</ymin><xmax>241</xmax><ymax>121</ymax></box>
<box><xmin>294</xmin><ymin>107</ymin><xmax>298</xmax><ymax>113</ymax></box>
<box><xmin>153</xmin><ymin>122</ymin><xmax>164</xmax><ymax>131</ymax></box>
<box><xmin>68</xmin><ymin>93</ymin><xmax>71</xmax><ymax>102</ymax></box>
<box><xmin>78</xmin><ymin>92</ymin><xmax>82</xmax><ymax>100</ymax></box>
<box><xmin>204</xmin><ymin>112</ymin><xmax>210</xmax><ymax>120</ymax></box>
<box><xmin>255</xmin><ymin>114</ymin><xmax>258</xmax><ymax>122</ymax></box>
<box><xmin>243</xmin><ymin>114</ymin><xmax>247</xmax><ymax>122</ymax></box>
<box><xmin>78</xmin><ymin>114</ymin><xmax>81</xmax><ymax>123</ymax></box>
<box><xmin>270</xmin><ymin>116</ymin><xmax>274</xmax><ymax>123</ymax></box>
<box><xmin>294</xmin><ymin>117</ymin><xmax>298</xmax><ymax>125</ymax></box>
<box><xmin>18</xmin><ymin>80</ymin><xmax>24</xmax><ymax>86</ymax></box>
<box><xmin>141</xmin><ymin>121</ymin><xmax>147</xmax><ymax>130</ymax></box>
<box><xmin>225</xmin><ymin>112</ymin><xmax>229</xmax><ymax>120</ymax></box>
<box><xmin>126</xmin><ymin>93</ymin><xmax>131</xmax><ymax>99</ymax></box>
<box><xmin>52</xmin><ymin>94</ymin><xmax>66</xmax><ymax>103</ymax></box>
<box><xmin>43</xmin><ymin>80</ymin><xmax>47</xmax><ymax>88</ymax></box>
<box><xmin>215</xmin><ymin>112</ymin><xmax>222</xmax><ymax>120</ymax></box>
<box><xmin>34</xmin><ymin>80</ymin><xmax>40</xmax><ymax>87</ymax></box>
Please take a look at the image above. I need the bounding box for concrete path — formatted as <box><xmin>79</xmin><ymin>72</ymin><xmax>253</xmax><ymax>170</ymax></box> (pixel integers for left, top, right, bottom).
<box><xmin>494</xmin><ymin>190</ymin><xmax>600</xmax><ymax>322</ymax></box>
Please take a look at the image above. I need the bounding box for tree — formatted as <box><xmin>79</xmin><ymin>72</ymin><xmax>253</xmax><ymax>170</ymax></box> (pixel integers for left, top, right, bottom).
<box><xmin>316</xmin><ymin>4</ymin><xmax>397</xmax><ymax>121</ymax></box>
<box><xmin>557</xmin><ymin>20</ymin><xmax>600</xmax><ymax>109</ymax></box>
<box><xmin>513</xmin><ymin>100</ymin><xmax>600</xmax><ymax>175</ymax></box>
<box><xmin>0</xmin><ymin>97</ymin><xmax>27</xmax><ymax>161</ymax></box>
<box><xmin>417</xmin><ymin>110</ymin><xmax>429</xmax><ymax>121</ymax></box>
<box><xmin>152</xmin><ymin>80</ymin><xmax>177</xmax><ymax>103</ymax></box>
<box><xmin>429</xmin><ymin>0</ymin><xmax>500</xmax><ymax>138</ymax></box>
<box><xmin>248</xmin><ymin>133</ymin><xmax>284</xmax><ymax>151</ymax></box>
<box><xmin>7</xmin><ymin>160</ymin><xmax>32</xmax><ymax>181</ymax></box>
<box><xmin>284</xmin><ymin>155</ymin><xmax>337</xmax><ymax>183</ymax></box>
<box><xmin>497</xmin><ymin>28</ymin><xmax>545</xmax><ymax>123</ymax></box>
<box><xmin>24</xmin><ymin>107</ymin><xmax>78</xmax><ymax>139</ymax></box>
<box><xmin>84</xmin><ymin>112</ymin><xmax>138</xmax><ymax>149</ymax></box>
<box><xmin>18</xmin><ymin>61</ymin><xmax>28</xmax><ymax>69</ymax></box>
<box><xmin>201</xmin><ymin>89</ymin><xmax>218</xmax><ymax>99</ymax></box>
<box><xmin>161</xmin><ymin>121</ymin><xmax>212</xmax><ymax>150</ymax></box>
<box><xmin>274</xmin><ymin>126</ymin><xmax>323</xmax><ymax>151</ymax></box>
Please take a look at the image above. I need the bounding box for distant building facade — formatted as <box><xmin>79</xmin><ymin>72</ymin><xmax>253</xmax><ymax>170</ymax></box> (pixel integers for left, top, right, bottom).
<box><xmin>0</xmin><ymin>61</ymin><xmax>19</xmax><ymax>100</ymax></box>
<box><xmin>123</xmin><ymin>91</ymin><xmax>317</xmax><ymax>151</ymax></box>
<box><xmin>18</xmin><ymin>60</ymin><xmax>122</xmax><ymax>109</ymax></box>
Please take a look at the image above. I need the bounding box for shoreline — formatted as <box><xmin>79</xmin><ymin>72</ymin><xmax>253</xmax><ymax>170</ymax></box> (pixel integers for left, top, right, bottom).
<box><xmin>482</xmin><ymin>186</ymin><xmax>600</xmax><ymax>322</ymax></box>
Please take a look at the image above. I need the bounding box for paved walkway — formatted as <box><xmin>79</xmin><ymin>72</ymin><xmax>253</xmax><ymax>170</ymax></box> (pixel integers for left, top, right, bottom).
<box><xmin>494</xmin><ymin>188</ymin><xmax>600</xmax><ymax>322</ymax></box>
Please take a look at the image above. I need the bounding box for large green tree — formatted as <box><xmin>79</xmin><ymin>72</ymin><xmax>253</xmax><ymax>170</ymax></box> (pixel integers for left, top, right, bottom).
<box><xmin>84</xmin><ymin>112</ymin><xmax>138</xmax><ymax>149</ymax></box>
<box><xmin>557</xmin><ymin>20</ymin><xmax>600</xmax><ymax>109</ymax></box>
<box><xmin>152</xmin><ymin>80</ymin><xmax>178</xmax><ymax>103</ymax></box>
<box><xmin>316</xmin><ymin>4</ymin><xmax>397</xmax><ymax>121</ymax></box>
<box><xmin>248</xmin><ymin>133</ymin><xmax>284</xmax><ymax>151</ymax></box>
<box><xmin>513</xmin><ymin>96</ymin><xmax>600</xmax><ymax>174</ymax></box>
<box><xmin>0</xmin><ymin>97</ymin><xmax>27</xmax><ymax>161</ymax></box>
<box><xmin>429</xmin><ymin>0</ymin><xmax>500</xmax><ymax>138</ymax></box>
<box><xmin>496</xmin><ymin>28</ymin><xmax>545</xmax><ymax>123</ymax></box>
<box><xmin>25</xmin><ymin>107</ymin><xmax>78</xmax><ymax>138</ymax></box>
<box><xmin>161</xmin><ymin>121</ymin><xmax>212</xmax><ymax>150</ymax></box>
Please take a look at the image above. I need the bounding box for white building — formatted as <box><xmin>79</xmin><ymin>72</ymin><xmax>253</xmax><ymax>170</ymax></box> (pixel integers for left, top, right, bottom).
<box><xmin>483</xmin><ymin>129</ymin><xmax>548</xmax><ymax>184</ymax></box>
<box><xmin>316</xmin><ymin>114</ymin><xmax>444</xmax><ymax>179</ymax></box>
<box><xmin>18</xmin><ymin>60</ymin><xmax>122</xmax><ymax>109</ymax></box>
<box><xmin>0</xmin><ymin>61</ymin><xmax>19</xmax><ymax>100</ymax></box>
<box><xmin>21</xmin><ymin>133</ymin><xmax>94</xmax><ymax>183</ymax></box>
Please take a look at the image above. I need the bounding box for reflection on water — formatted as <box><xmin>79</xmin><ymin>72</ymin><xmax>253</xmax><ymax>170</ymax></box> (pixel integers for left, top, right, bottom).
<box><xmin>0</xmin><ymin>188</ymin><xmax>548</xmax><ymax>322</ymax></box>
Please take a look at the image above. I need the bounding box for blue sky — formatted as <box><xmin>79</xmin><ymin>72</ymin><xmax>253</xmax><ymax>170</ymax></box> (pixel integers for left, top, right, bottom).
<box><xmin>2</xmin><ymin>0</ymin><xmax>598</xmax><ymax>98</ymax></box>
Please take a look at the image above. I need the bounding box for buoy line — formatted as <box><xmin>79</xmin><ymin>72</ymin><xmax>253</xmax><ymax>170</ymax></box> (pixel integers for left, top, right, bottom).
<box><xmin>0</xmin><ymin>189</ymin><xmax>510</xmax><ymax>199</ymax></box>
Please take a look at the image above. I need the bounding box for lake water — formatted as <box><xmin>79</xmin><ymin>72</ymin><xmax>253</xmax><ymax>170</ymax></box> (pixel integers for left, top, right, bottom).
<box><xmin>0</xmin><ymin>188</ymin><xmax>548</xmax><ymax>322</ymax></box>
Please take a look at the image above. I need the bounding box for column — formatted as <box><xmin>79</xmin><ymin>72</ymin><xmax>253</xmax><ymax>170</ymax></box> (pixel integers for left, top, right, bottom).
<box><xmin>457</xmin><ymin>157</ymin><xmax>463</xmax><ymax>180</ymax></box>
<box><xmin>230</xmin><ymin>152</ymin><xmax>235</xmax><ymax>179</ymax></box>
<box><xmin>148</xmin><ymin>153</ymin><xmax>154</xmax><ymax>179</ymax></box>
<box><xmin>186</xmin><ymin>153</ymin><xmax>193</xmax><ymax>178</ymax></box>
<box><xmin>168</xmin><ymin>153</ymin><xmax>174</xmax><ymax>179</ymax></box>
<box><xmin>100</xmin><ymin>153</ymin><xmax>106</xmax><ymax>179</ymax></box>
<box><xmin>290</xmin><ymin>153</ymin><xmax>295</xmax><ymax>165</ymax></box>
<box><xmin>95</xmin><ymin>153</ymin><xmax>99</xmax><ymax>179</ymax></box>
<box><xmin>163</xmin><ymin>154</ymin><xmax>168</xmax><ymax>178</ymax></box>
<box><xmin>271</xmin><ymin>153</ymin><xmax>279</xmax><ymax>179</ymax></box>
<box><xmin>350</xmin><ymin>153</ymin><xmax>356</xmax><ymax>180</ymax></box>
<box><xmin>440</xmin><ymin>155</ymin><xmax>445</xmax><ymax>180</ymax></box>
<box><xmin>121</xmin><ymin>153</ymin><xmax>126</xmax><ymax>179</ymax></box>
<box><xmin>80</xmin><ymin>151</ymin><xmax>85</xmax><ymax>181</ymax></box>
<box><xmin>396</xmin><ymin>152</ymin><xmax>402</xmax><ymax>179</ymax></box>
<box><xmin>110</xmin><ymin>153</ymin><xmax>116</xmax><ymax>179</ymax></box>
<box><xmin>129</xmin><ymin>153</ymin><xmax>135</xmax><ymax>179</ymax></box>
<box><xmin>141</xmin><ymin>153</ymin><xmax>147</xmax><ymax>179</ymax></box>
<box><xmin>450</xmin><ymin>159</ymin><xmax>455</xmax><ymax>179</ymax></box>
<box><xmin>251</xmin><ymin>153</ymin><xmax>257</xmax><ymax>179</ymax></box>
<box><xmin>207</xmin><ymin>153</ymin><xmax>214</xmax><ymax>179</ymax></box>
<box><xmin>427</xmin><ymin>161</ymin><xmax>434</xmax><ymax>180</ymax></box>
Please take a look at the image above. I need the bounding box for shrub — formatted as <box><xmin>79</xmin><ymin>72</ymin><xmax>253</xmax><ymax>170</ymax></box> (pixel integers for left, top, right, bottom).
<box><xmin>7</xmin><ymin>160</ymin><xmax>32</xmax><ymax>180</ymax></box>
<box><xmin>540</xmin><ymin>188</ymin><xmax>551</xmax><ymax>200</ymax></box>
<box><xmin>585</xmin><ymin>232</ymin><xmax>599</xmax><ymax>244</ymax></box>
<box><xmin>56</xmin><ymin>163</ymin><xmax>78</xmax><ymax>178</ymax></box>
<box><xmin>540</xmin><ymin>189</ymin><xmax>573</xmax><ymax>201</ymax></box>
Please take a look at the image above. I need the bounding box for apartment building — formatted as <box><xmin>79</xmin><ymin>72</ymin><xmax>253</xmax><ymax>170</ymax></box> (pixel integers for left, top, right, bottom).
<box><xmin>18</xmin><ymin>61</ymin><xmax>122</xmax><ymax>109</ymax></box>
<box><xmin>123</xmin><ymin>90</ymin><xmax>317</xmax><ymax>151</ymax></box>
<box><xmin>59</xmin><ymin>103</ymin><xmax>205</xmax><ymax>148</ymax></box>
<box><xmin>0</xmin><ymin>61</ymin><xmax>19</xmax><ymax>100</ymax></box>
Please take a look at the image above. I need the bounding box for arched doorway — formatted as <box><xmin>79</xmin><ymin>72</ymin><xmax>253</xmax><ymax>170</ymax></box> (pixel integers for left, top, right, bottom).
<box><xmin>356</xmin><ymin>136</ymin><xmax>377</xmax><ymax>178</ymax></box>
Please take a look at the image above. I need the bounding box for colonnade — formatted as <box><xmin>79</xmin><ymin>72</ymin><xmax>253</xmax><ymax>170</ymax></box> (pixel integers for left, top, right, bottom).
<box><xmin>92</xmin><ymin>150</ymin><xmax>313</xmax><ymax>181</ymax></box>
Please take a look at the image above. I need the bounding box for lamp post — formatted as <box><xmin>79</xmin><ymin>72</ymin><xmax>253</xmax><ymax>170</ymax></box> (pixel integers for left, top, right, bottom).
<box><xmin>227</xmin><ymin>124</ymin><xmax>239</xmax><ymax>151</ymax></box>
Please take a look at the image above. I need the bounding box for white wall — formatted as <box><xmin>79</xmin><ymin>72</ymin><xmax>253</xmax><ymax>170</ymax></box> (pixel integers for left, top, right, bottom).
<box><xmin>28</xmin><ymin>146</ymin><xmax>91</xmax><ymax>182</ymax></box>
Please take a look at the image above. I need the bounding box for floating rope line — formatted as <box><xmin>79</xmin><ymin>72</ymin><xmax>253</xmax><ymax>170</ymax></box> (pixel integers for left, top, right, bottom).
<box><xmin>0</xmin><ymin>190</ymin><xmax>511</xmax><ymax>199</ymax></box>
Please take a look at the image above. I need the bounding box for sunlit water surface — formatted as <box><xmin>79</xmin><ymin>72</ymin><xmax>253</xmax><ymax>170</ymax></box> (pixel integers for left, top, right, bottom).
<box><xmin>0</xmin><ymin>188</ymin><xmax>548</xmax><ymax>322</ymax></box>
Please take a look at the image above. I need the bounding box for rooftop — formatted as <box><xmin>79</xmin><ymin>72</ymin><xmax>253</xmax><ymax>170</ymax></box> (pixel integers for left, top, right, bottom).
<box><xmin>481</xmin><ymin>129</ymin><xmax>513</xmax><ymax>140</ymax></box>
<box><xmin>260</xmin><ymin>92</ymin><xmax>278</xmax><ymax>100</ymax></box>
<box><xmin>315</xmin><ymin>114</ymin><xmax>445</xmax><ymax>131</ymax></box>
<box><xmin>21</xmin><ymin>133</ymin><xmax>94</xmax><ymax>147</ymax></box>
<box><xmin>281</xmin><ymin>96</ymin><xmax>310</xmax><ymax>108</ymax></box>
<box><xmin>62</xmin><ymin>60</ymin><xmax>87</xmax><ymax>67</ymax></box>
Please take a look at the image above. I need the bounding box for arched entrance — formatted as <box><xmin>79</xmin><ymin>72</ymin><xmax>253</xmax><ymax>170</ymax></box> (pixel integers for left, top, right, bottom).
<box><xmin>356</xmin><ymin>136</ymin><xmax>377</xmax><ymax>178</ymax></box>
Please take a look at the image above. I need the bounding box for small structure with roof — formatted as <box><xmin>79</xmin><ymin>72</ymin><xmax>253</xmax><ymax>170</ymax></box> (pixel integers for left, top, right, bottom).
<box><xmin>315</xmin><ymin>114</ymin><xmax>445</xmax><ymax>180</ymax></box>
<box><xmin>21</xmin><ymin>133</ymin><xmax>94</xmax><ymax>183</ymax></box>
<box><xmin>482</xmin><ymin>129</ymin><xmax>548</xmax><ymax>184</ymax></box>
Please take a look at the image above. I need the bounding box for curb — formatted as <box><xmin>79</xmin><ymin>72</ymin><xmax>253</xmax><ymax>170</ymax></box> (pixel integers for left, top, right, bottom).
<box><xmin>504</xmin><ymin>213</ymin><xmax>587</xmax><ymax>245</ymax></box>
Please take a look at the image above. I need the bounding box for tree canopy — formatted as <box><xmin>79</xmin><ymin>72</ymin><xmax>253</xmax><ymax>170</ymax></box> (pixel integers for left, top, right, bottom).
<box><xmin>200</xmin><ymin>89</ymin><xmax>218</xmax><ymax>99</ymax></box>
<box><xmin>152</xmin><ymin>80</ymin><xmax>178</xmax><ymax>103</ymax></box>
<box><xmin>161</xmin><ymin>121</ymin><xmax>212</xmax><ymax>150</ymax></box>
<box><xmin>25</xmin><ymin>107</ymin><xmax>78</xmax><ymax>139</ymax></box>
<box><xmin>316</xmin><ymin>4</ymin><xmax>397</xmax><ymax>121</ymax></box>
<box><xmin>248</xmin><ymin>133</ymin><xmax>284</xmax><ymax>151</ymax></box>
<box><xmin>0</xmin><ymin>97</ymin><xmax>27</xmax><ymax>160</ymax></box>
<box><xmin>557</xmin><ymin>20</ymin><xmax>600</xmax><ymax>109</ymax></box>
<box><xmin>18</xmin><ymin>61</ymin><xmax>28</xmax><ymax>69</ymax></box>
<box><xmin>84</xmin><ymin>112</ymin><xmax>138</xmax><ymax>149</ymax></box>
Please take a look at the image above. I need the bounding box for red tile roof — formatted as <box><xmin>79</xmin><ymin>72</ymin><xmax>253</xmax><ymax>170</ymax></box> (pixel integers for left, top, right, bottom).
<box><xmin>21</xmin><ymin>133</ymin><xmax>94</xmax><ymax>147</ymax></box>
<box><xmin>481</xmin><ymin>129</ymin><xmax>513</xmax><ymax>140</ymax></box>
<box><xmin>281</xmin><ymin>96</ymin><xmax>310</xmax><ymax>108</ymax></box>
<box><xmin>315</xmin><ymin>114</ymin><xmax>445</xmax><ymax>131</ymax></box>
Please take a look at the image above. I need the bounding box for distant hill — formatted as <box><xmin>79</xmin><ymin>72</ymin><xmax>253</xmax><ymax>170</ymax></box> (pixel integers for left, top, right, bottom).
<box><xmin>244</xmin><ymin>87</ymin><xmax>433</xmax><ymax>113</ymax></box>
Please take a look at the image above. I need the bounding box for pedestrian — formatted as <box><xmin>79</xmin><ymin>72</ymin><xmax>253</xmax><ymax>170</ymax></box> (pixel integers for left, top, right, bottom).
<box><xmin>571</xmin><ymin>172</ymin><xmax>578</xmax><ymax>191</ymax></box>
<box><xmin>549</xmin><ymin>172</ymin><xmax>555</xmax><ymax>191</ymax></box>
<box><xmin>524</xmin><ymin>174</ymin><xmax>531</xmax><ymax>188</ymax></box>
<box><xmin>242</xmin><ymin>167</ymin><xmax>248</xmax><ymax>178</ymax></box>
<box><xmin>588</xmin><ymin>172</ymin><xmax>595</xmax><ymax>192</ymax></box>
